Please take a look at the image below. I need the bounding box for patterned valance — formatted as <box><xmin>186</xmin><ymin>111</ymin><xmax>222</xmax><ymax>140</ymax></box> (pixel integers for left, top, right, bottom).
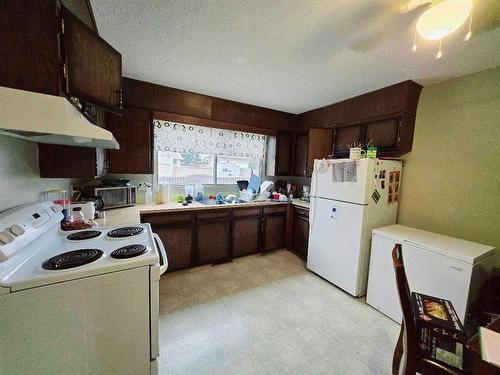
<box><xmin>153</xmin><ymin>120</ymin><xmax>267</xmax><ymax>159</ymax></box>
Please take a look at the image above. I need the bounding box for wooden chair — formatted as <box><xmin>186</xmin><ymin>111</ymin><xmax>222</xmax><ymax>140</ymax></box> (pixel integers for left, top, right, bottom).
<box><xmin>391</xmin><ymin>243</ymin><xmax>463</xmax><ymax>375</ymax></box>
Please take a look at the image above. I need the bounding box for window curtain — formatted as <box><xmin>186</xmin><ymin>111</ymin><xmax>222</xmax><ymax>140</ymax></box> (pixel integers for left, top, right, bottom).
<box><xmin>153</xmin><ymin>120</ymin><xmax>267</xmax><ymax>159</ymax></box>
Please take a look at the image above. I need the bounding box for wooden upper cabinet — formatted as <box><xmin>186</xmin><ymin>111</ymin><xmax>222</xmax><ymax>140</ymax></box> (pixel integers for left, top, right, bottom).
<box><xmin>61</xmin><ymin>5</ymin><xmax>122</xmax><ymax>114</ymax></box>
<box><xmin>275</xmin><ymin>131</ymin><xmax>293</xmax><ymax>176</ymax></box>
<box><xmin>332</xmin><ymin>114</ymin><xmax>414</xmax><ymax>157</ymax></box>
<box><xmin>293</xmin><ymin>132</ymin><xmax>308</xmax><ymax>177</ymax></box>
<box><xmin>365</xmin><ymin>117</ymin><xmax>401</xmax><ymax>150</ymax></box>
<box><xmin>333</xmin><ymin>124</ymin><xmax>365</xmax><ymax>157</ymax></box>
<box><xmin>107</xmin><ymin>107</ymin><xmax>152</xmax><ymax>174</ymax></box>
<box><xmin>306</xmin><ymin>128</ymin><xmax>333</xmax><ymax>176</ymax></box>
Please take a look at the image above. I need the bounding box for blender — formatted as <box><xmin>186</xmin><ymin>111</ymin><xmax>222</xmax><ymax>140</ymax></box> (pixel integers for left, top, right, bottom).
<box><xmin>301</xmin><ymin>186</ymin><xmax>310</xmax><ymax>202</ymax></box>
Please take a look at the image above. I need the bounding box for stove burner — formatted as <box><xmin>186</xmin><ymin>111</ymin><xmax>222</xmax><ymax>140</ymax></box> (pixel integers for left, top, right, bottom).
<box><xmin>110</xmin><ymin>244</ymin><xmax>147</xmax><ymax>259</ymax></box>
<box><xmin>107</xmin><ymin>226</ymin><xmax>144</xmax><ymax>238</ymax></box>
<box><xmin>66</xmin><ymin>230</ymin><xmax>102</xmax><ymax>241</ymax></box>
<box><xmin>42</xmin><ymin>249</ymin><xmax>103</xmax><ymax>270</ymax></box>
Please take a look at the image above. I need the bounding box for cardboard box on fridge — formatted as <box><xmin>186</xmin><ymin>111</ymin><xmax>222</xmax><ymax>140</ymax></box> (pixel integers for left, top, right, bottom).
<box><xmin>411</xmin><ymin>292</ymin><xmax>466</xmax><ymax>370</ymax></box>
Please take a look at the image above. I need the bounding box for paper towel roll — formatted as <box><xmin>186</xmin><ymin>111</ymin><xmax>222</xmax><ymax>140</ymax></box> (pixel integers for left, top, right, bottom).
<box><xmin>160</xmin><ymin>184</ymin><xmax>170</xmax><ymax>203</ymax></box>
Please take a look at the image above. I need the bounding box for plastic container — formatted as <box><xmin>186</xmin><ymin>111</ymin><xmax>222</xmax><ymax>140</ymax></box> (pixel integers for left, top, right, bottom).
<box><xmin>71</xmin><ymin>207</ymin><xmax>85</xmax><ymax>222</ymax></box>
<box><xmin>160</xmin><ymin>184</ymin><xmax>170</xmax><ymax>203</ymax></box>
<box><xmin>145</xmin><ymin>185</ymin><xmax>153</xmax><ymax>205</ymax></box>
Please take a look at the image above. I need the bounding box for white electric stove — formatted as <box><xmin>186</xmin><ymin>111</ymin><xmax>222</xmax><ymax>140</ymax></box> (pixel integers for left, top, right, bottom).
<box><xmin>0</xmin><ymin>201</ymin><xmax>167</xmax><ymax>375</ymax></box>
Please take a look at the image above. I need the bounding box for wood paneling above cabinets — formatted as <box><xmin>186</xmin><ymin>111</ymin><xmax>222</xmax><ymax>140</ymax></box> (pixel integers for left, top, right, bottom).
<box><xmin>122</xmin><ymin>78</ymin><xmax>298</xmax><ymax>132</ymax></box>
<box><xmin>122</xmin><ymin>78</ymin><xmax>213</xmax><ymax>119</ymax></box>
<box><xmin>211</xmin><ymin>98</ymin><xmax>296</xmax><ymax>131</ymax></box>
<box><xmin>299</xmin><ymin>80</ymin><xmax>422</xmax><ymax>129</ymax></box>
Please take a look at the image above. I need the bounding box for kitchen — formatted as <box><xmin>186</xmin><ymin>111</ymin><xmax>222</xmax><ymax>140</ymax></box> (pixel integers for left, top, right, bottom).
<box><xmin>0</xmin><ymin>1</ymin><xmax>499</xmax><ymax>374</ymax></box>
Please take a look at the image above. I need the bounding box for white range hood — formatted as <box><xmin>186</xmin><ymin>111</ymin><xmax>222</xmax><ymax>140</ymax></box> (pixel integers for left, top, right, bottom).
<box><xmin>0</xmin><ymin>86</ymin><xmax>119</xmax><ymax>149</ymax></box>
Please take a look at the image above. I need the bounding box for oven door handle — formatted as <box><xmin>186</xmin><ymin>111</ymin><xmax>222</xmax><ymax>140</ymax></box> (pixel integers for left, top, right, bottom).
<box><xmin>153</xmin><ymin>233</ymin><xmax>168</xmax><ymax>275</ymax></box>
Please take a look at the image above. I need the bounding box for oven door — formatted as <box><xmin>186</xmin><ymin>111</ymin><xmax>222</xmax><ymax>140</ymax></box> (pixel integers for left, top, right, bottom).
<box><xmin>96</xmin><ymin>187</ymin><xmax>132</xmax><ymax>209</ymax></box>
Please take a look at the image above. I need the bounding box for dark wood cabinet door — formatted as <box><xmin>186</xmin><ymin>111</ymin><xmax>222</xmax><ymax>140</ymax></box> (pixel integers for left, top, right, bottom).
<box><xmin>263</xmin><ymin>214</ymin><xmax>286</xmax><ymax>252</ymax></box>
<box><xmin>232</xmin><ymin>215</ymin><xmax>261</xmax><ymax>258</ymax></box>
<box><xmin>276</xmin><ymin>131</ymin><xmax>293</xmax><ymax>176</ymax></box>
<box><xmin>0</xmin><ymin>0</ymin><xmax>61</xmax><ymax>96</ymax></box>
<box><xmin>153</xmin><ymin>226</ymin><xmax>193</xmax><ymax>272</ymax></box>
<box><xmin>61</xmin><ymin>5</ymin><xmax>122</xmax><ymax>114</ymax></box>
<box><xmin>293</xmin><ymin>132</ymin><xmax>308</xmax><ymax>177</ymax></box>
<box><xmin>196</xmin><ymin>221</ymin><xmax>231</xmax><ymax>265</ymax></box>
<box><xmin>38</xmin><ymin>144</ymin><xmax>98</xmax><ymax>178</ymax></box>
<box><xmin>333</xmin><ymin>124</ymin><xmax>365</xmax><ymax>157</ymax></box>
<box><xmin>291</xmin><ymin>208</ymin><xmax>309</xmax><ymax>260</ymax></box>
<box><xmin>365</xmin><ymin>117</ymin><xmax>401</xmax><ymax>151</ymax></box>
<box><xmin>306</xmin><ymin>128</ymin><xmax>333</xmax><ymax>176</ymax></box>
<box><xmin>107</xmin><ymin>107</ymin><xmax>152</xmax><ymax>174</ymax></box>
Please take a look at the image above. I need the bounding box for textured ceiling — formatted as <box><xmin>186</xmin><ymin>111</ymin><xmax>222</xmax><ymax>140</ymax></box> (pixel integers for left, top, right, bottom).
<box><xmin>90</xmin><ymin>0</ymin><xmax>500</xmax><ymax>114</ymax></box>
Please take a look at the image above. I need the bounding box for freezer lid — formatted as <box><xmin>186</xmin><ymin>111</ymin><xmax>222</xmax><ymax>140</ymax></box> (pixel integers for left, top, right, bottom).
<box><xmin>372</xmin><ymin>225</ymin><xmax>496</xmax><ymax>265</ymax></box>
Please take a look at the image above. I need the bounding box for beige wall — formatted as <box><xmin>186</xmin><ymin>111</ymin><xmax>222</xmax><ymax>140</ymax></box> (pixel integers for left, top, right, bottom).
<box><xmin>398</xmin><ymin>66</ymin><xmax>500</xmax><ymax>260</ymax></box>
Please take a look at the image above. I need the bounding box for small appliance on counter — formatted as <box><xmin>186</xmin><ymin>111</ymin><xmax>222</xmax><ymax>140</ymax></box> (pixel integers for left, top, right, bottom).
<box><xmin>301</xmin><ymin>186</ymin><xmax>310</xmax><ymax>202</ymax></box>
<box><xmin>82</xmin><ymin>184</ymin><xmax>136</xmax><ymax>210</ymax></box>
<box><xmin>44</xmin><ymin>189</ymin><xmax>70</xmax><ymax>220</ymax></box>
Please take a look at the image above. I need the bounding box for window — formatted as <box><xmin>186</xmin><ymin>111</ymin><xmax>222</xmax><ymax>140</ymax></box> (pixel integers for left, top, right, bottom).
<box><xmin>216</xmin><ymin>155</ymin><xmax>259</xmax><ymax>184</ymax></box>
<box><xmin>157</xmin><ymin>151</ymin><xmax>260</xmax><ymax>185</ymax></box>
<box><xmin>154</xmin><ymin>119</ymin><xmax>266</xmax><ymax>185</ymax></box>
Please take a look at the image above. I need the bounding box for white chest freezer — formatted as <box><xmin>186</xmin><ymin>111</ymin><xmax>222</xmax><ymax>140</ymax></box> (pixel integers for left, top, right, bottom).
<box><xmin>366</xmin><ymin>225</ymin><xmax>496</xmax><ymax>324</ymax></box>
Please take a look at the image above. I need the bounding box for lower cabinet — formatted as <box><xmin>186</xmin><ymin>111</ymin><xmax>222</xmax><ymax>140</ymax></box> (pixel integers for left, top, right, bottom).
<box><xmin>195</xmin><ymin>212</ymin><xmax>231</xmax><ymax>265</ymax></box>
<box><xmin>291</xmin><ymin>206</ymin><xmax>309</xmax><ymax>260</ymax></box>
<box><xmin>154</xmin><ymin>226</ymin><xmax>193</xmax><ymax>272</ymax></box>
<box><xmin>141</xmin><ymin>204</ymin><xmax>288</xmax><ymax>273</ymax></box>
<box><xmin>232</xmin><ymin>208</ymin><xmax>261</xmax><ymax>258</ymax></box>
<box><xmin>262</xmin><ymin>206</ymin><xmax>287</xmax><ymax>252</ymax></box>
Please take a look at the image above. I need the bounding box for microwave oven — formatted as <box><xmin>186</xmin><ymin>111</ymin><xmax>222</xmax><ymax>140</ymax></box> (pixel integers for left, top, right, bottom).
<box><xmin>83</xmin><ymin>186</ymin><xmax>136</xmax><ymax>210</ymax></box>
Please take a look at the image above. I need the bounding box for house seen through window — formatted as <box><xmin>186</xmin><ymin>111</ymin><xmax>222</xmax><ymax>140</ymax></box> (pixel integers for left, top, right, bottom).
<box><xmin>154</xmin><ymin>120</ymin><xmax>265</xmax><ymax>185</ymax></box>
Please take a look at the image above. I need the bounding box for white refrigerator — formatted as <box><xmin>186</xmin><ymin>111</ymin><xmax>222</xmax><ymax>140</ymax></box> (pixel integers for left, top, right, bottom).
<box><xmin>367</xmin><ymin>225</ymin><xmax>496</xmax><ymax>323</ymax></box>
<box><xmin>307</xmin><ymin>158</ymin><xmax>403</xmax><ymax>297</ymax></box>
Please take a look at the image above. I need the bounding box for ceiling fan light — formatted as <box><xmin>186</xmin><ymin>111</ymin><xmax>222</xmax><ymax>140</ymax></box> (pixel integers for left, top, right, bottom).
<box><xmin>416</xmin><ymin>0</ymin><xmax>473</xmax><ymax>40</ymax></box>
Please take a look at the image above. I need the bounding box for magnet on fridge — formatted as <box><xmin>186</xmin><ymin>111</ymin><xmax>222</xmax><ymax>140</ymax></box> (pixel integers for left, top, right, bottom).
<box><xmin>330</xmin><ymin>207</ymin><xmax>339</xmax><ymax>220</ymax></box>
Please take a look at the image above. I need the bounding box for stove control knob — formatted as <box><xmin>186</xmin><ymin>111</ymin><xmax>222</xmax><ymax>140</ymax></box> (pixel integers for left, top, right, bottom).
<box><xmin>0</xmin><ymin>230</ymin><xmax>15</xmax><ymax>244</ymax></box>
<box><xmin>10</xmin><ymin>224</ymin><xmax>25</xmax><ymax>236</ymax></box>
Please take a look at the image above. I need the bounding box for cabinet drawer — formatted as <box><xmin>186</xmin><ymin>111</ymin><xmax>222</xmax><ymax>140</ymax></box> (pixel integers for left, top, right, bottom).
<box><xmin>263</xmin><ymin>205</ymin><xmax>287</xmax><ymax>214</ymax></box>
<box><xmin>141</xmin><ymin>212</ymin><xmax>193</xmax><ymax>226</ymax></box>
<box><xmin>196</xmin><ymin>210</ymin><xmax>230</xmax><ymax>221</ymax></box>
<box><xmin>233</xmin><ymin>208</ymin><xmax>261</xmax><ymax>217</ymax></box>
<box><xmin>294</xmin><ymin>207</ymin><xmax>309</xmax><ymax>220</ymax></box>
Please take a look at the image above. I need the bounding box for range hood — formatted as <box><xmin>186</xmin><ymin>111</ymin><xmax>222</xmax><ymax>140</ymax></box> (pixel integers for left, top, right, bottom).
<box><xmin>0</xmin><ymin>86</ymin><xmax>119</xmax><ymax>149</ymax></box>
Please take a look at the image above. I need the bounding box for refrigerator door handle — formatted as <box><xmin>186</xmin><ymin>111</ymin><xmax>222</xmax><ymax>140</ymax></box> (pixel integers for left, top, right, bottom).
<box><xmin>309</xmin><ymin>196</ymin><xmax>316</xmax><ymax>230</ymax></box>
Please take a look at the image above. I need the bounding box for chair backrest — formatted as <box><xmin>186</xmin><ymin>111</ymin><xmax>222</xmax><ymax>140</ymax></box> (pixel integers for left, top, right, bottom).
<box><xmin>392</xmin><ymin>243</ymin><xmax>418</xmax><ymax>373</ymax></box>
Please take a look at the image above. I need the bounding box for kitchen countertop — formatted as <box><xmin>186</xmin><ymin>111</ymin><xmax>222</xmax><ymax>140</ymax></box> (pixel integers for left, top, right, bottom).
<box><xmin>95</xmin><ymin>199</ymin><xmax>308</xmax><ymax>228</ymax></box>
<box><xmin>291</xmin><ymin>198</ymin><xmax>310</xmax><ymax>209</ymax></box>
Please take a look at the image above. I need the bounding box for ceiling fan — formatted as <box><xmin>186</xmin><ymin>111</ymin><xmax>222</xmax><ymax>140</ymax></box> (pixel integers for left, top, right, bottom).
<box><xmin>400</xmin><ymin>0</ymin><xmax>474</xmax><ymax>57</ymax></box>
